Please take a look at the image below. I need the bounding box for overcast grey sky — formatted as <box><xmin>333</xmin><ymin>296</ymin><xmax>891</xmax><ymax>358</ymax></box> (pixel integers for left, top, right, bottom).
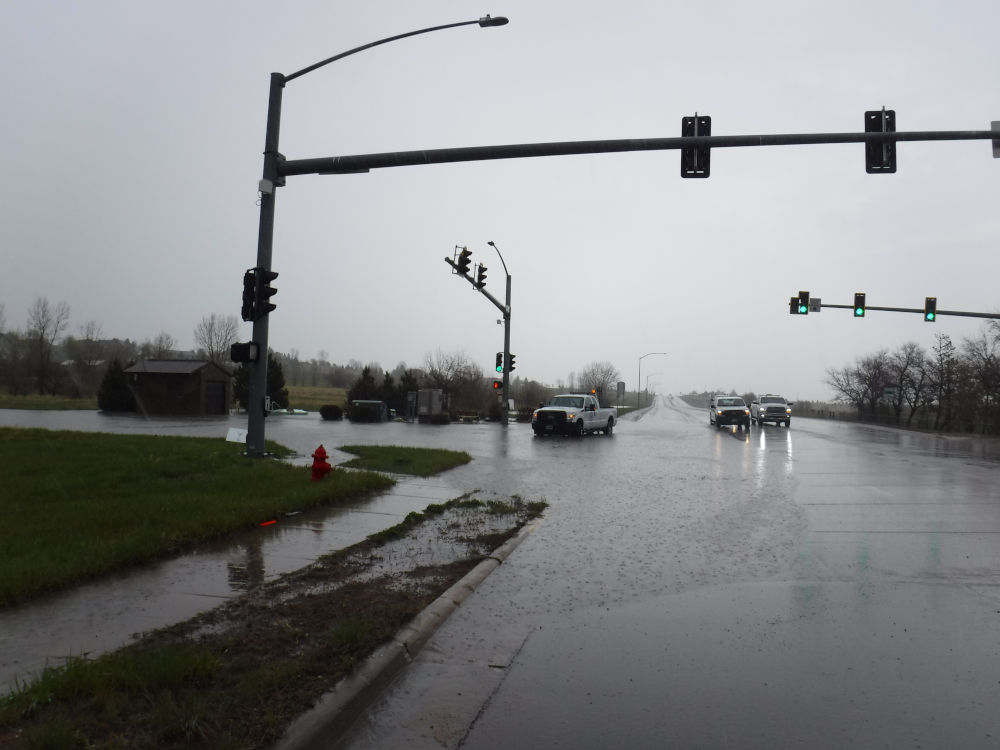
<box><xmin>2</xmin><ymin>0</ymin><xmax>998</xmax><ymax>400</ymax></box>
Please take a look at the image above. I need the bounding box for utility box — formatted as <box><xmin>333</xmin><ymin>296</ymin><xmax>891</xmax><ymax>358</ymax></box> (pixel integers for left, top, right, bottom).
<box><xmin>416</xmin><ymin>389</ymin><xmax>444</xmax><ymax>421</ymax></box>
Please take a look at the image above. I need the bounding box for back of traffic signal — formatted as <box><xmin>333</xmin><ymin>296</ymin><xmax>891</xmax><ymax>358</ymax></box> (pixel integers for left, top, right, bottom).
<box><xmin>241</xmin><ymin>267</ymin><xmax>279</xmax><ymax>322</ymax></box>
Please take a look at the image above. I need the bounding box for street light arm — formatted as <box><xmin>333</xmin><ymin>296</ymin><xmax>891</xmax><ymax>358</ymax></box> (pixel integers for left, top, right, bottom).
<box><xmin>245</xmin><ymin>13</ymin><xmax>508</xmax><ymax>457</ymax></box>
<box><xmin>487</xmin><ymin>240</ymin><xmax>509</xmax><ymax>277</ymax></box>
<box><xmin>284</xmin><ymin>15</ymin><xmax>508</xmax><ymax>83</ymax></box>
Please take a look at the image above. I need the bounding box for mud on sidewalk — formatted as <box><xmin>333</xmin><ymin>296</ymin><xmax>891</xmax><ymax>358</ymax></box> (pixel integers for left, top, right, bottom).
<box><xmin>0</xmin><ymin>494</ymin><xmax>546</xmax><ymax>750</ymax></box>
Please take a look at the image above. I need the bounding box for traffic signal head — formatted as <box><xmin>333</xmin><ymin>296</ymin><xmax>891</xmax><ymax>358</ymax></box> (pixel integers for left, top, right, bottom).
<box><xmin>680</xmin><ymin>115</ymin><xmax>711</xmax><ymax>178</ymax></box>
<box><xmin>495</xmin><ymin>352</ymin><xmax>503</xmax><ymax>373</ymax></box>
<box><xmin>507</xmin><ymin>353</ymin><xmax>516</xmax><ymax>372</ymax></box>
<box><xmin>241</xmin><ymin>269</ymin><xmax>256</xmax><ymax>322</ymax></box>
<box><xmin>456</xmin><ymin>247</ymin><xmax>472</xmax><ymax>276</ymax></box>
<box><xmin>476</xmin><ymin>263</ymin><xmax>488</xmax><ymax>289</ymax></box>
<box><xmin>854</xmin><ymin>292</ymin><xmax>866</xmax><ymax>318</ymax></box>
<box><xmin>865</xmin><ymin>109</ymin><xmax>897</xmax><ymax>174</ymax></box>
<box><xmin>924</xmin><ymin>296</ymin><xmax>937</xmax><ymax>322</ymax></box>
<box><xmin>797</xmin><ymin>290</ymin><xmax>810</xmax><ymax>315</ymax></box>
<box><xmin>254</xmin><ymin>269</ymin><xmax>278</xmax><ymax>319</ymax></box>
<box><xmin>492</xmin><ymin>380</ymin><xmax>501</xmax><ymax>390</ymax></box>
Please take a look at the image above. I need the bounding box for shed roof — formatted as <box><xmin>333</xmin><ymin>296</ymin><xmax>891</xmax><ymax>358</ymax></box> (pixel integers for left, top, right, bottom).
<box><xmin>125</xmin><ymin>359</ymin><xmax>222</xmax><ymax>376</ymax></box>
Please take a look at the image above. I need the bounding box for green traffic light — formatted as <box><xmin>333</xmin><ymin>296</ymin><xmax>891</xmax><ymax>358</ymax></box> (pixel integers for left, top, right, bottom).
<box><xmin>925</xmin><ymin>312</ymin><xmax>936</xmax><ymax>321</ymax></box>
<box><xmin>798</xmin><ymin>304</ymin><xmax>808</xmax><ymax>314</ymax></box>
<box><xmin>855</xmin><ymin>307</ymin><xmax>864</xmax><ymax>317</ymax></box>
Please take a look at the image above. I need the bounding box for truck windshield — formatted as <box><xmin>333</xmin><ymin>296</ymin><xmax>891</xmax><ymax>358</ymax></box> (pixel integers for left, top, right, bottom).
<box><xmin>551</xmin><ymin>397</ymin><xmax>584</xmax><ymax>408</ymax></box>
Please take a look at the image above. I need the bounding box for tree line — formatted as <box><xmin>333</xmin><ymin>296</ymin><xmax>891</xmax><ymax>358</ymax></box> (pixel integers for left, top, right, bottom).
<box><xmin>1</xmin><ymin>298</ymin><xmax>625</xmax><ymax>416</ymax></box>
<box><xmin>825</xmin><ymin>323</ymin><xmax>1000</xmax><ymax>434</ymax></box>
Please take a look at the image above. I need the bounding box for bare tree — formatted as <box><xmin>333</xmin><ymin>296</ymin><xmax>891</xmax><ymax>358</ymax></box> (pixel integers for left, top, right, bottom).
<box><xmin>423</xmin><ymin>349</ymin><xmax>485</xmax><ymax>410</ymax></box>
<box><xmin>26</xmin><ymin>297</ymin><xmax>70</xmax><ymax>394</ymax></box>
<box><xmin>961</xmin><ymin>330</ymin><xmax>1000</xmax><ymax>432</ymax></box>
<box><xmin>927</xmin><ymin>333</ymin><xmax>958</xmax><ymax>430</ymax></box>
<box><xmin>149</xmin><ymin>331</ymin><xmax>177</xmax><ymax>358</ymax></box>
<box><xmin>578</xmin><ymin>361</ymin><xmax>620</xmax><ymax>398</ymax></box>
<box><xmin>887</xmin><ymin>342</ymin><xmax>928</xmax><ymax>426</ymax></box>
<box><xmin>826</xmin><ymin>365</ymin><xmax>865</xmax><ymax>416</ymax></box>
<box><xmin>856</xmin><ymin>350</ymin><xmax>891</xmax><ymax>419</ymax></box>
<box><xmin>194</xmin><ymin>314</ymin><xmax>239</xmax><ymax>363</ymax></box>
<box><xmin>62</xmin><ymin>320</ymin><xmax>105</xmax><ymax>398</ymax></box>
<box><xmin>826</xmin><ymin>350</ymin><xmax>890</xmax><ymax>420</ymax></box>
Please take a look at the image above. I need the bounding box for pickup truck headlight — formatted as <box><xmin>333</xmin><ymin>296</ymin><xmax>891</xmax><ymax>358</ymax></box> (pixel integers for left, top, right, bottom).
<box><xmin>566</xmin><ymin>412</ymin><xmax>577</xmax><ymax>420</ymax></box>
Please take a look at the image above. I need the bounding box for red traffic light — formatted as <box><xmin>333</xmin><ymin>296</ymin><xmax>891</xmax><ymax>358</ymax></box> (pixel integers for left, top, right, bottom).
<box><xmin>492</xmin><ymin>380</ymin><xmax>501</xmax><ymax>390</ymax></box>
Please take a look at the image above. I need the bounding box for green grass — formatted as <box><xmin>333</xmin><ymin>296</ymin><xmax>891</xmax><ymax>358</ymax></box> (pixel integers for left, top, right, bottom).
<box><xmin>286</xmin><ymin>385</ymin><xmax>347</xmax><ymax>411</ymax></box>
<box><xmin>339</xmin><ymin>444</ymin><xmax>471</xmax><ymax>476</ymax></box>
<box><xmin>0</xmin><ymin>494</ymin><xmax>547</xmax><ymax>750</ymax></box>
<box><xmin>0</xmin><ymin>394</ymin><xmax>98</xmax><ymax>410</ymax></box>
<box><xmin>0</xmin><ymin>427</ymin><xmax>396</xmax><ymax>607</ymax></box>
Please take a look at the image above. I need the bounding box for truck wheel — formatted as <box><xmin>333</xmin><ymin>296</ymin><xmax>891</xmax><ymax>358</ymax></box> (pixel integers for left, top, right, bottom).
<box><xmin>576</xmin><ymin>420</ymin><xmax>586</xmax><ymax>436</ymax></box>
<box><xmin>785</xmin><ymin>419</ymin><xmax>791</xmax><ymax>427</ymax></box>
<box><xmin>605</xmin><ymin>419</ymin><xmax>614</xmax><ymax>436</ymax></box>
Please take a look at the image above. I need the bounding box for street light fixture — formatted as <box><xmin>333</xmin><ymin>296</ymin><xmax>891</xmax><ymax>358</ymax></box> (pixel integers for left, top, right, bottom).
<box><xmin>645</xmin><ymin>372</ymin><xmax>662</xmax><ymax>405</ymax></box>
<box><xmin>637</xmin><ymin>352</ymin><xmax>667</xmax><ymax>410</ymax></box>
<box><xmin>245</xmin><ymin>15</ymin><xmax>509</xmax><ymax>457</ymax></box>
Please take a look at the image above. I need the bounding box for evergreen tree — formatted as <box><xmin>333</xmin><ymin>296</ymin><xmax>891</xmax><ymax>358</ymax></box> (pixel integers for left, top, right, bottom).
<box><xmin>97</xmin><ymin>359</ymin><xmax>136</xmax><ymax>412</ymax></box>
<box><xmin>232</xmin><ymin>352</ymin><xmax>289</xmax><ymax>410</ymax></box>
<box><xmin>347</xmin><ymin>366</ymin><xmax>380</xmax><ymax>402</ymax></box>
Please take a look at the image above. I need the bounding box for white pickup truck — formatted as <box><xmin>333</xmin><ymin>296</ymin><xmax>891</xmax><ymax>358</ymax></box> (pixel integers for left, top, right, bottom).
<box><xmin>532</xmin><ymin>394</ymin><xmax>617</xmax><ymax>436</ymax></box>
<box><xmin>750</xmin><ymin>394</ymin><xmax>792</xmax><ymax>427</ymax></box>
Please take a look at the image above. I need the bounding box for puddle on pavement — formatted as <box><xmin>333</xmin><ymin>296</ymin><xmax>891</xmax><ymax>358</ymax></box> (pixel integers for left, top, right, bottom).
<box><xmin>0</xmin><ymin>475</ymin><xmax>461</xmax><ymax>694</ymax></box>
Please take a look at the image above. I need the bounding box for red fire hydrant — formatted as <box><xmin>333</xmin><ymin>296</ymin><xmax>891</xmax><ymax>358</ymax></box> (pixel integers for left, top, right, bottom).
<box><xmin>311</xmin><ymin>444</ymin><xmax>332</xmax><ymax>481</ymax></box>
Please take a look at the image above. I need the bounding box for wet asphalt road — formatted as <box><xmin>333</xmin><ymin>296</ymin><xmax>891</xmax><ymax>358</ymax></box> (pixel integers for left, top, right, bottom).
<box><xmin>3</xmin><ymin>400</ymin><xmax>1000</xmax><ymax>748</ymax></box>
<box><xmin>333</xmin><ymin>396</ymin><xmax>1000</xmax><ymax>750</ymax></box>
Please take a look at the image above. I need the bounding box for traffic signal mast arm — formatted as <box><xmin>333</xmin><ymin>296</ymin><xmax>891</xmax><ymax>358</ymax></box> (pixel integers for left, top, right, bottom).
<box><xmin>805</xmin><ymin>301</ymin><xmax>1000</xmax><ymax>320</ymax></box>
<box><xmin>283</xmin><ymin>125</ymin><xmax>1000</xmax><ymax>176</ymax></box>
<box><xmin>443</xmin><ymin>255</ymin><xmax>509</xmax><ymax>318</ymax></box>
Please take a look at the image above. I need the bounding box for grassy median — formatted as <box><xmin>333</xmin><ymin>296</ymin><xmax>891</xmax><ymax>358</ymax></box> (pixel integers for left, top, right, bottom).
<box><xmin>0</xmin><ymin>427</ymin><xmax>542</xmax><ymax>750</ymax></box>
<box><xmin>0</xmin><ymin>427</ymin><xmax>403</xmax><ymax>608</ymax></box>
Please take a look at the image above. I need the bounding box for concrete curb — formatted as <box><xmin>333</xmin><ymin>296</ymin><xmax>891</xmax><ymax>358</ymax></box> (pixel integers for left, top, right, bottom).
<box><xmin>272</xmin><ymin>520</ymin><xmax>538</xmax><ymax>750</ymax></box>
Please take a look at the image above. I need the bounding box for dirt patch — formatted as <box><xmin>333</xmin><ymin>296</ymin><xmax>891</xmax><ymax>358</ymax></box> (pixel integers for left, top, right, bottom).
<box><xmin>0</xmin><ymin>496</ymin><xmax>544</xmax><ymax>750</ymax></box>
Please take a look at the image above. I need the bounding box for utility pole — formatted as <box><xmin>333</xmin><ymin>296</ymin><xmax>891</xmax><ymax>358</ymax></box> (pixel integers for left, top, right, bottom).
<box><xmin>444</xmin><ymin>242</ymin><xmax>513</xmax><ymax>425</ymax></box>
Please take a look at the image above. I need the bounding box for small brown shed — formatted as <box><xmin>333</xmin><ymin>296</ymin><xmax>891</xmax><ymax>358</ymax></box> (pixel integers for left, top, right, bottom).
<box><xmin>124</xmin><ymin>359</ymin><xmax>232</xmax><ymax>416</ymax></box>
